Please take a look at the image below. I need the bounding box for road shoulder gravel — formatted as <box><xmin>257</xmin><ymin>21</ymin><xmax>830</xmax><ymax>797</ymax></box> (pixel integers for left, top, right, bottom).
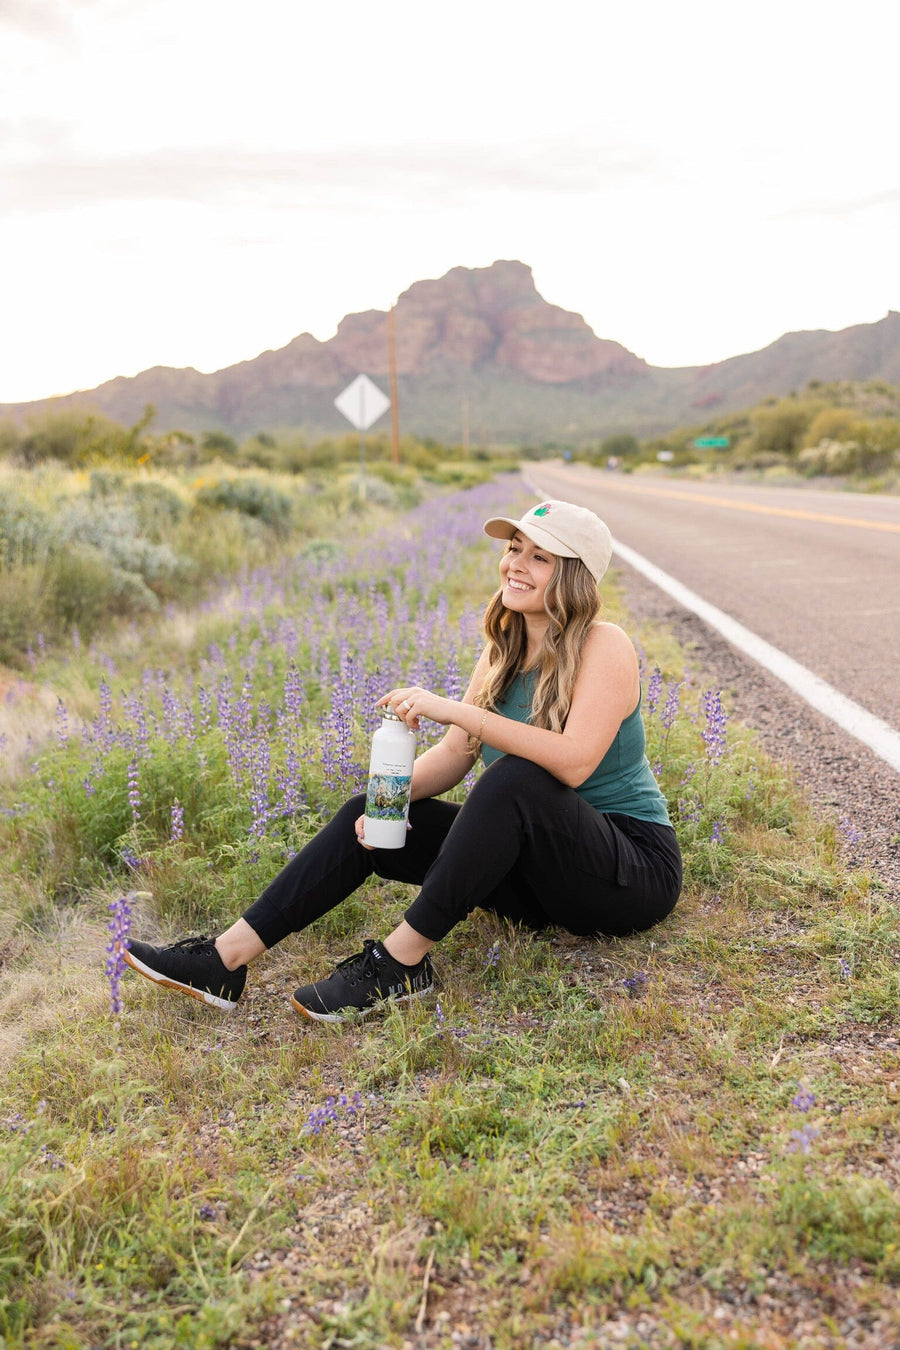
<box><xmin>617</xmin><ymin>561</ymin><xmax>900</xmax><ymax>905</ymax></box>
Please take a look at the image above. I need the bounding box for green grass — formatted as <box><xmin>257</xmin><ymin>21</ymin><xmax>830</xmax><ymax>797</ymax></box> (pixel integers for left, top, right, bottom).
<box><xmin>1</xmin><ymin>481</ymin><xmax>899</xmax><ymax>1348</ymax></box>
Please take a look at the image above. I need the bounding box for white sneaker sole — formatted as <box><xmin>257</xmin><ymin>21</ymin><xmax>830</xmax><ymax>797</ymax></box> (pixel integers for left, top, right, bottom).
<box><xmin>123</xmin><ymin>949</ymin><xmax>238</xmax><ymax>1012</ymax></box>
<box><xmin>290</xmin><ymin>982</ymin><xmax>434</xmax><ymax>1024</ymax></box>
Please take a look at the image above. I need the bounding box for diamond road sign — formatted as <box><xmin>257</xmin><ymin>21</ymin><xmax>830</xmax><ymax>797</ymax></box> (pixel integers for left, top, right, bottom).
<box><xmin>334</xmin><ymin>374</ymin><xmax>391</xmax><ymax>431</ymax></box>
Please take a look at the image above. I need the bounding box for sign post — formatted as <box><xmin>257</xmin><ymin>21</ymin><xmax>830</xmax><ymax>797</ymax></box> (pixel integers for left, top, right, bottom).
<box><xmin>334</xmin><ymin>374</ymin><xmax>391</xmax><ymax>499</ymax></box>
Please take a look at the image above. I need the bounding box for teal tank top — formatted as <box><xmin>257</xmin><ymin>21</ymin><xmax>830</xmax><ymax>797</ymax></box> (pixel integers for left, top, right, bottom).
<box><xmin>481</xmin><ymin>672</ymin><xmax>671</xmax><ymax>826</ymax></box>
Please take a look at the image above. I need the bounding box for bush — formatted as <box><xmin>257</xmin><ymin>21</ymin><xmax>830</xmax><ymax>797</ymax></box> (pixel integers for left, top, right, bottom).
<box><xmin>57</xmin><ymin>498</ymin><xmax>181</xmax><ymax>587</ymax></box>
<box><xmin>803</xmin><ymin>408</ymin><xmax>858</xmax><ymax>447</ymax></box>
<box><xmin>194</xmin><ymin>477</ymin><xmax>295</xmax><ymax>535</ymax></box>
<box><xmin>44</xmin><ymin>548</ymin><xmax>159</xmax><ymax>635</ymax></box>
<box><xmin>14</xmin><ymin>406</ymin><xmax>155</xmax><ymax>467</ymax></box>
<box><xmin>750</xmin><ymin>400</ymin><xmax>821</xmax><ymax>457</ymax></box>
<box><xmin>0</xmin><ymin>564</ymin><xmax>45</xmax><ymax>663</ymax></box>
<box><xmin>0</xmin><ymin>493</ymin><xmax>53</xmax><ymax>567</ymax></box>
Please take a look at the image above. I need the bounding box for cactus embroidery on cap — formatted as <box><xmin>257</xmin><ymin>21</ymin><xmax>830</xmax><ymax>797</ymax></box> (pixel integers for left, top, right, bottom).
<box><xmin>533</xmin><ymin>504</ymin><xmax>551</xmax><ymax>517</ymax></box>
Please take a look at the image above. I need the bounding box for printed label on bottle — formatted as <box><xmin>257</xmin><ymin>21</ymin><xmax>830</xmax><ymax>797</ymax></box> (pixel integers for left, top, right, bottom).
<box><xmin>365</xmin><ymin>772</ymin><xmax>412</xmax><ymax>822</ymax></box>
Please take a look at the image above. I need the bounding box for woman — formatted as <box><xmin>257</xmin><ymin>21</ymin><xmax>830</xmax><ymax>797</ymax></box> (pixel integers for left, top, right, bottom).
<box><xmin>124</xmin><ymin>499</ymin><xmax>682</xmax><ymax>1021</ymax></box>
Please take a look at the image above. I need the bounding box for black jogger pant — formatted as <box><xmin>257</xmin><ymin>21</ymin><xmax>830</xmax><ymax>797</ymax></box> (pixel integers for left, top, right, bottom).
<box><xmin>241</xmin><ymin>755</ymin><xmax>682</xmax><ymax>949</ymax></box>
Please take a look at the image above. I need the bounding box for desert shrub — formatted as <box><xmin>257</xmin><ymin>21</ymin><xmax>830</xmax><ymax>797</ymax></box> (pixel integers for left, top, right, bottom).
<box><xmin>601</xmin><ymin>433</ymin><xmax>640</xmax><ymax>458</ymax></box>
<box><xmin>201</xmin><ymin>430</ymin><xmax>238</xmax><ymax>456</ymax></box>
<box><xmin>44</xmin><ymin>548</ymin><xmax>159</xmax><ymax>634</ymax></box>
<box><xmin>803</xmin><ymin>408</ymin><xmax>859</xmax><ymax>447</ymax></box>
<box><xmin>56</xmin><ymin>498</ymin><xmax>181</xmax><ymax>587</ymax></box>
<box><xmin>0</xmin><ymin>493</ymin><xmax>53</xmax><ymax>567</ymax></box>
<box><xmin>16</xmin><ymin>411</ymin><xmax>127</xmax><ymax>466</ymax></box>
<box><xmin>424</xmin><ymin>461</ymin><xmax>493</xmax><ymax>488</ymax></box>
<box><xmin>0</xmin><ymin>564</ymin><xmax>45</xmax><ymax>663</ymax></box>
<box><xmin>0</xmin><ymin>419</ymin><xmax>19</xmax><ymax>458</ymax></box>
<box><xmin>194</xmin><ymin>477</ymin><xmax>294</xmax><ymax>535</ymax></box>
<box><xmin>749</xmin><ymin>399</ymin><xmax>822</xmax><ymax>457</ymax></box>
<box><xmin>125</xmin><ymin>480</ymin><xmax>187</xmax><ymax>534</ymax></box>
<box><xmin>88</xmin><ymin>471</ymin><xmax>187</xmax><ymax>537</ymax></box>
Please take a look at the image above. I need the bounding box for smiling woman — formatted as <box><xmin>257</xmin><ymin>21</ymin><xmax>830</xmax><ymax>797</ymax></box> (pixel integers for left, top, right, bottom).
<box><xmin>123</xmin><ymin>496</ymin><xmax>683</xmax><ymax>1022</ymax></box>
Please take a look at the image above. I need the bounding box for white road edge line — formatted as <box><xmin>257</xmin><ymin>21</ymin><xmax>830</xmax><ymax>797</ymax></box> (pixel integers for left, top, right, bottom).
<box><xmin>611</xmin><ymin>538</ymin><xmax>900</xmax><ymax>776</ymax></box>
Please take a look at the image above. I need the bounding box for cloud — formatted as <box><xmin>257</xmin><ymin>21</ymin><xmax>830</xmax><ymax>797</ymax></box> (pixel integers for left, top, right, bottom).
<box><xmin>0</xmin><ymin>0</ymin><xmax>97</xmax><ymax>40</ymax></box>
<box><xmin>779</xmin><ymin>186</ymin><xmax>900</xmax><ymax>221</ymax></box>
<box><xmin>2</xmin><ymin>139</ymin><xmax>655</xmax><ymax>214</ymax></box>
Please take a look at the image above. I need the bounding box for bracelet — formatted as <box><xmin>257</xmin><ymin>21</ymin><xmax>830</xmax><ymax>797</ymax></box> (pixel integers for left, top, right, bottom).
<box><xmin>478</xmin><ymin>709</ymin><xmax>488</xmax><ymax>739</ymax></box>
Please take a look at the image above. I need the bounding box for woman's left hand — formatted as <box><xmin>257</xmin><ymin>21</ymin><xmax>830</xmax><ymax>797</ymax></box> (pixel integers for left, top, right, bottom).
<box><xmin>378</xmin><ymin>686</ymin><xmax>457</xmax><ymax>730</ymax></box>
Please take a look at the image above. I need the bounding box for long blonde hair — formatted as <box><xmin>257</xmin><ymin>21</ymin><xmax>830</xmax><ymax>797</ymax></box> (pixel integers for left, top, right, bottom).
<box><xmin>474</xmin><ymin>549</ymin><xmax>601</xmax><ymax>741</ymax></box>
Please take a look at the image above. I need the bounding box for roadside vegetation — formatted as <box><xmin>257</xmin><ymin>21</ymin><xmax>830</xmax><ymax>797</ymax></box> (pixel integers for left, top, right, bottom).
<box><xmin>575</xmin><ymin>380</ymin><xmax>900</xmax><ymax>490</ymax></box>
<box><xmin>0</xmin><ymin>408</ymin><xmax>513</xmax><ymax>668</ymax></box>
<box><xmin>1</xmin><ymin>467</ymin><xmax>898</xmax><ymax>1348</ymax></box>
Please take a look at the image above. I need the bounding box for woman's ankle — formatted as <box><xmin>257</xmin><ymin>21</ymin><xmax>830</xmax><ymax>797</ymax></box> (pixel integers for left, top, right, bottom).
<box><xmin>382</xmin><ymin>921</ymin><xmax>434</xmax><ymax>968</ymax></box>
<box><xmin>215</xmin><ymin>919</ymin><xmax>266</xmax><ymax>970</ymax></box>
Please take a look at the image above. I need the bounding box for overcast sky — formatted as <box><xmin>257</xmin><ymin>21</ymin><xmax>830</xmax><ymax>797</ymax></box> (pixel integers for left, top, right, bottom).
<box><xmin>2</xmin><ymin>0</ymin><xmax>898</xmax><ymax>403</ymax></box>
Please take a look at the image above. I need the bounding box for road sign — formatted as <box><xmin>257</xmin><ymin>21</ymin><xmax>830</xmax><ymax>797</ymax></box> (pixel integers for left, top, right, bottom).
<box><xmin>694</xmin><ymin>436</ymin><xmax>730</xmax><ymax>448</ymax></box>
<box><xmin>335</xmin><ymin>374</ymin><xmax>390</xmax><ymax>431</ymax></box>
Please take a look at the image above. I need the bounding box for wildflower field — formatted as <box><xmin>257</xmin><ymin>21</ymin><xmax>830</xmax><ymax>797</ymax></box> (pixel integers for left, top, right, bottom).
<box><xmin>1</xmin><ymin>472</ymin><xmax>899</xmax><ymax>1350</ymax></box>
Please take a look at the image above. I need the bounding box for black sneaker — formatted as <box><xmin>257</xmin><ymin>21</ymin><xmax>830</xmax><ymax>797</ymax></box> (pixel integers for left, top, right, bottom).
<box><xmin>123</xmin><ymin>936</ymin><xmax>246</xmax><ymax>1011</ymax></box>
<box><xmin>291</xmin><ymin>939</ymin><xmax>434</xmax><ymax>1023</ymax></box>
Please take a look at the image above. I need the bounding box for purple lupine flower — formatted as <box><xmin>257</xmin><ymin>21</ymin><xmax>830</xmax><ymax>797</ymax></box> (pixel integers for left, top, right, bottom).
<box><xmin>485</xmin><ymin>942</ymin><xmax>501</xmax><ymax>969</ymax></box>
<box><xmin>791</xmin><ymin>1085</ymin><xmax>816</xmax><ymax>1112</ymax></box>
<box><xmin>302</xmin><ymin>1090</ymin><xmax>365</xmax><ymax>1136</ymax></box>
<box><xmin>839</xmin><ymin>957</ymin><xmax>851</xmax><ymax>980</ymax></box>
<box><xmin>105</xmin><ymin>892</ymin><xmax>132</xmax><ymax>1015</ymax></box>
<box><xmin>646</xmin><ymin>666</ymin><xmax>663</xmax><ymax>715</ymax></box>
<box><xmin>197</xmin><ymin>685</ymin><xmax>213</xmax><ymax>736</ymax></box>
<box><xmin>96</xmin><ymin>677</ymin><xmax>114</xmax><ymax>750</ymax></box>
<box><xmin>661</xmin><ymin>682</ymin><xmax>681</xmax><ymax>731</ymax></box>
<box><xmin>126</xmin><ymin>759</ymin><xmax>140</xmax><ymax>824</ymax></box>
<box><xmin>170</xmin><ymin>799</ymin><xmax>184</xmax><ymax>843</ymax></box>
<box><xmin>701</xmin><ymin>689</ymin><xmax>727</xmax><ymax>765</ymax></box>
<box><xmin>710</xmin><ymin>820</ymin><xmax>726</xmax><ymax>844</ymax></box>
<box><xmin>622</xmin><ymin>971</ymin><xmax>648</xmax><ymax>993</ymax></box>
<box><xmin>839</xmin><ymin>817</ymin><xmax>863</xmax><ymax>846</ymax></box>
<box><xmin>55</xmin><ymin>699</ymin><xmax>69</xmax><ymax>749</ymax></box>
<box><xmin>248</xmin><ymin>729</ymin><xmax>271</xmax><ymax>839</ymax></box>
<box><xmin>160</xmin><ymin>683</ymin><xmax>180</xmax><ymax>745</ymax></box>
<box><xmin>788</xmin><ymin>1124</ymin><xmax>820</xmax><ymax>1155</ymax></box>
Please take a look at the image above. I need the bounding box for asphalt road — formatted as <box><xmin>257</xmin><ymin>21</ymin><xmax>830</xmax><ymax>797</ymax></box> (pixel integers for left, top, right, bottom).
<box><xmin>528</xmin><ymin>463</ymin><xmax>900</xmax><ymax>736</ymax></box>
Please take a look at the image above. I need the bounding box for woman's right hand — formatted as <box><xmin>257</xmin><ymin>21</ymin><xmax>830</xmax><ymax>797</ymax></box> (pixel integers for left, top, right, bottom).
<box><xmin>355</xmin><ymin>815</ymin><xmax>375</xmax><ymax>850</ymax></box>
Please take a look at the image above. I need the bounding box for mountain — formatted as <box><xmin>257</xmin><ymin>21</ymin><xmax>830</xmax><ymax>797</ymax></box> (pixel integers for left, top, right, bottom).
<box><xmin>2</xmin><ymin>261</ymin><xmax>899</xmax><ymax>445</ymax></box>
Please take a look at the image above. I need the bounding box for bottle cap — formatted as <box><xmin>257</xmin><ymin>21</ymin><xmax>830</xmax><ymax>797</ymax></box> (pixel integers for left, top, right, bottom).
<box><xmin>381</xmin><ymin>706</ymin><xmax>402</xmax><ymax>721</ymax></box>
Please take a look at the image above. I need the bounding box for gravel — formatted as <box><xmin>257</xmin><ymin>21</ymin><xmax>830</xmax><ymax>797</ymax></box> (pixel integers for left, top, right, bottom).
<box><xmin>616</xmin><ymin>561</ymin><xmax>900</xmax><ymax>905</ymax></box>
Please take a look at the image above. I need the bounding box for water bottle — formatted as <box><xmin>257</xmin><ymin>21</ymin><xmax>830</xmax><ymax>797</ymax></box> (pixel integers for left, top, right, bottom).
<box><xmin>363</xmin><ymin>706</ymin><xmax>416</xmax><ymax>848</ymax></box>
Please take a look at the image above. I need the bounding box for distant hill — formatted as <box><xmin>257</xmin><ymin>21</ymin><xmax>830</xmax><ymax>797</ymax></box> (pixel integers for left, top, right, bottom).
<box><xmin>3</xmin><ymin>261</ymin><xmax>899</xmax><ymax>445</ymax></box>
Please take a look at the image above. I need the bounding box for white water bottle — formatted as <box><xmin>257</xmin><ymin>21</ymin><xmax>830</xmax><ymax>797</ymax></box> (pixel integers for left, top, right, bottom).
<box><xmin>363</xmin><ymin>707</ymin><xmax>417</xmax><ymax>848</ymax></box>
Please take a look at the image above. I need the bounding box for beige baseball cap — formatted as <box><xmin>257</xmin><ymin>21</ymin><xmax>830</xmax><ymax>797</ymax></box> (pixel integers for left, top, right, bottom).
<box><xmin>483</xmin><ymin>499</ymin><xmax>613</xmax><ymax>582</ymax></box>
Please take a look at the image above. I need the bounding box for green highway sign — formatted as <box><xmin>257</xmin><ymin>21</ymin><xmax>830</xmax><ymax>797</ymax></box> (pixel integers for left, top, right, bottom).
<box><xmin>694</xmin><ymin>436</ymin><xmax>730</xmax><ymax>448</ymax></box>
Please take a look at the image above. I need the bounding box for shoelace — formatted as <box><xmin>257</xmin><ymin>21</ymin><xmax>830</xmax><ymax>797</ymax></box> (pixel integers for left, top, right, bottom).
<box><xmin>336</xmin><ymin>940</ymin><xmax>380</xmax><ymax>987</ymax></box>
<box><xmin>169</xmin><ymin>935</ymin><xmax>214</xmax><ymax>953</ymax></box>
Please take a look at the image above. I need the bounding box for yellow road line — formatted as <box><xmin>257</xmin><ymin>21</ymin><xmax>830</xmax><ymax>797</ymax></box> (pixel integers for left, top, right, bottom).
<box><xmin>549</xmin><ymin>473</ymin><xmax>900</xmax><ymax>535</ymax></box>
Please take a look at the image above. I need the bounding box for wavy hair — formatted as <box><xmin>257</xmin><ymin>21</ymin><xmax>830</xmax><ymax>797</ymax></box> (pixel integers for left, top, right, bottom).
<box><xmin>473</xmin><ymin>548</ymin><xmax>601</xmax><ymax>745</ymax></box>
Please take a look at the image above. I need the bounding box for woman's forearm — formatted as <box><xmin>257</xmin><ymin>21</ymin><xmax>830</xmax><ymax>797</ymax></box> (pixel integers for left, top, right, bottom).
<box><xmin>410</xmin><ymin>740</ymin><xmax>476</xmax><ymax>801</ymax></box>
